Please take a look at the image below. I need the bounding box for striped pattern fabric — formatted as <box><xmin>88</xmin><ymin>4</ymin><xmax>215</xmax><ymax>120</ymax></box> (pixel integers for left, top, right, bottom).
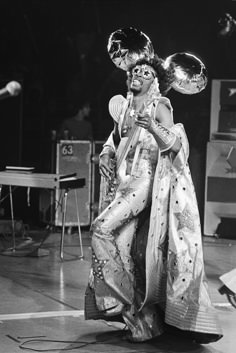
<box><xmin>108</xmin><ymin>95</ymin><xmax>126</xmax><ymax>122</ymax></box>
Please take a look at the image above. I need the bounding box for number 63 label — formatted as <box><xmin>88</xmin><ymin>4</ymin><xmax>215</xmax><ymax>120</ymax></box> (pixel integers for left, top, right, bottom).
<box><xmin>61</xmin><ymin>144</ymin><xmax>73</xmax><ymax>156</ymax></box>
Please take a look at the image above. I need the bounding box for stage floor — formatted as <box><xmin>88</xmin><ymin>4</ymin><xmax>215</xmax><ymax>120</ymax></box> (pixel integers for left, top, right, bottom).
<box><xmin>0</xmin><ymin>229</ymin><xmax>235</xmax><ymax>353</ymax></box>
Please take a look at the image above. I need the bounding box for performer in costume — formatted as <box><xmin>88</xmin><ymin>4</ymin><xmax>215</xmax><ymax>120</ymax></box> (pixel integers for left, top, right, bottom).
<box><xmin>85</xmin><ymin>28</ymin><xmax>223</xmax><ymax>343</ymax></box>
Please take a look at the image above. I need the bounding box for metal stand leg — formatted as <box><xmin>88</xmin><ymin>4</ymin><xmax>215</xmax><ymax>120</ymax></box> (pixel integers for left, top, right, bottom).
<box><xmin>60</xmin><ymin>189</ymin><xmax>68</xmax><ymax>260</ymax></box>
<box><xmin>59</xmin><ymin>188</ymin><xmax>84</xmax><ymax>261</ymax></box>
<box><xmin>9</xmin><ymin>185</ymin><xmax>16</xmax><ymax>252</ymax></box>
<box><xmin>74</xmin><ymin>189</ymin><xmax>83</xmax><ymax>259</ymax></box>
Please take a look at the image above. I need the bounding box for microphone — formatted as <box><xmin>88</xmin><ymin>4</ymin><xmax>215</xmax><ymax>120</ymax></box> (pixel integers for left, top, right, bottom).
<box><xmin>0</xmin><ymin>81</ymin><xmax>22</xmax><ymax>100</ymax></box>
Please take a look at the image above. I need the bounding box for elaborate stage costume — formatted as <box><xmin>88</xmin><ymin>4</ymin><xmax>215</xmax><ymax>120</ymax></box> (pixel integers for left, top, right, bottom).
<box><xmin>85</xmin><ymin>92</ymin><xmax>222</xmax><ymax>342</ymax></box>
<box><xmin>85</xmin><ymin>27</ymin><xmax>222</xmax><ymax>343</ymax></box>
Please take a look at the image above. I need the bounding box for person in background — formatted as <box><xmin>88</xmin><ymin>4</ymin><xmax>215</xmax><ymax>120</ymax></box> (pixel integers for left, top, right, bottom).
<box><xmin>84</xmin><ymin>55</ymin><xmax>223</xmax><ymax>344</ymax></box>
<box><xmin>58</xmin><ymin>99</ymin><xmax>93</xmax><ymax>140</ymax></box>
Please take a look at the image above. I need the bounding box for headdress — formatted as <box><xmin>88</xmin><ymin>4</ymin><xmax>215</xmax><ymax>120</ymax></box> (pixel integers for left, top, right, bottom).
<box><xmin>107</xmin><ymin>27</ymin><xmax>207</xmax><ymax>95</ymax></box>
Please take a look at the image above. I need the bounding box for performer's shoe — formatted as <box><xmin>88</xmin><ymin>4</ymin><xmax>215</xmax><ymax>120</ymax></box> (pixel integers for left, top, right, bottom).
<box><xmin>121</xmin><ymin>330</ymin><xmax>160</xmax><ymax>343</ymax></box>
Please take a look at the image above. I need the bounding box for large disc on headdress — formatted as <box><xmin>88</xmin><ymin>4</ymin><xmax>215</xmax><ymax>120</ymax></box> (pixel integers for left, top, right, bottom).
<box><xmin>107</xmin><ymin>27</ymin><xmax>154</xmax><ymax>71</ymax></box>
<box><xmin>163</xmin><ymin>52</ymin><xmax>208</xmax><ymax>94</ymax></box>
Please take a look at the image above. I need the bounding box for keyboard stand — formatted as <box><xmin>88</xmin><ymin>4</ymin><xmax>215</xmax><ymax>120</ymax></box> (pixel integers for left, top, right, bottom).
<box><xmin>0</xmin><ymin>185</ymin><xmax>84</xmax><ymax>261</ymax></box>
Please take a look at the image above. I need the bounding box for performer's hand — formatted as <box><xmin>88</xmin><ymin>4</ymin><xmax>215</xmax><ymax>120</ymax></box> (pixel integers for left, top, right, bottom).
<box><xmin>135</xmin><ymin>113</ymin><xmax>157</xmax><ymax>133</ymax></box>
<box><xmin>99</xmin><ymin>154</ymin><xmax>116</xmax><ymax>180</ymax></box>
<box><xmin>135</xmin><ymin>113</ymin><xmax>152</xmax><ymax>130</ymax></box>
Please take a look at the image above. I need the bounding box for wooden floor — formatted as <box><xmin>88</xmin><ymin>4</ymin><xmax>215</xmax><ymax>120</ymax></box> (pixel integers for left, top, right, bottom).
<box><xmin>0</xmin><ymin>228</ymin><xmax>236</xmax><ymax>353</ymax></box>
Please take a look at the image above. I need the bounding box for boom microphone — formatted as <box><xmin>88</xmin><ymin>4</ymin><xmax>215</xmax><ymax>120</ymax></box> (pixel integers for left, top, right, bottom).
<box><xmin>0</xmin><ymin>81</ymin><xmax>22</xmax><ymax>100</ymax></box>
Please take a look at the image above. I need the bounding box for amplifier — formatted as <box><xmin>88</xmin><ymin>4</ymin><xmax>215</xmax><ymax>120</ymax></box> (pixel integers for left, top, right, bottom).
<box><xmin>204</xmin><ymin>141</ymin><xmax>236</xmax><ymax>236</ymax></box>
<box><xmin>55</xmin><ymin>140</ymin><xmax>92</xmax><ymax>226</ymax></box>
<box><xmin>39</xmin><ymin>140</ymin><xmax>105</xmax><ymax>227</ymax></box>
<box><xmin>39</xmin><ymin>140</ymin><xmax>92</xmax><ymax>227</ymax></box>
<box><xmin>210</xmin><ymin>79</ymin><xmax>236</xmax><ymax>141</ymax></box>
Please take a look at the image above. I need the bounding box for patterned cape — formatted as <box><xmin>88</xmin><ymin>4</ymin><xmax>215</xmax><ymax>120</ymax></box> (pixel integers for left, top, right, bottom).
<box><xmin>142</xmin><ymin>122</ymin><xmax>222</xmax><ymax>335</ymax></box>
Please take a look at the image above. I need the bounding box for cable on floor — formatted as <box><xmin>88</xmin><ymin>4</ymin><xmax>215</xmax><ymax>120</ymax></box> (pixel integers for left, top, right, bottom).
<box><xmin>19</xmin><ymin>338</ymin><xmax>124</xmax><ymax>352</ymax></box>
<box><xmin>19</xmin><ymin>328</ymin><xmax>129</xmax><ymax>352</ymax></box>
<box><xmin>19</xmin><ymin>338</ymin><xmax>98</xmax><ymax>352</ymax></box>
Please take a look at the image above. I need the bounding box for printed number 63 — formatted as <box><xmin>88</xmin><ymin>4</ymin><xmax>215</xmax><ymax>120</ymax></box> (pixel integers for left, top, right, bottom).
<box><xmin>61</xmin><ymin>144</ymin><xmax>73</xmax><ymax>156</ymax></box>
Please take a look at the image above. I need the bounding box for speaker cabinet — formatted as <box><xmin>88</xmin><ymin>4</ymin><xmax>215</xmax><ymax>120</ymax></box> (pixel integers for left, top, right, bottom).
<box><xmin>210</xmin><ymin>79</ymin><xmax>236</xmax><ymax>141</ymax></box>
<box><xmin>39</xmin><ymin>140</ymin><xmax>105</xmax><ymax>227</ymax></box>
<box><xmin>204</xmin><ymin>141</ymin><xmax>236</xmax><ymax>236</ymax></box>
<box><xmin>54</xmin><ymin>140</ymin><xmax>92</xmax><ymax>226</ymax></box>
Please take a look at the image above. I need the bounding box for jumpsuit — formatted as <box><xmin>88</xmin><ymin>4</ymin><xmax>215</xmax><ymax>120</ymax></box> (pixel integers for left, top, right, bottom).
<box><xmin>90</xmin><ymin>100</ymin><xmax>165</xmax><ymax>340</ymax></box>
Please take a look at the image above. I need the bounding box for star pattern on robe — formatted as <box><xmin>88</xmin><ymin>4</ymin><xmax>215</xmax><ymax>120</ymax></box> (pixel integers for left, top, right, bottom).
<box><xmin>174</xmin><ymin>205</ymin><xmax>195</xmax><ymax>232</ymax></box>
<box><xmin>92</xmin><ymin>250</ymin><xmax>109</xmax><ymax>281</ymax></box>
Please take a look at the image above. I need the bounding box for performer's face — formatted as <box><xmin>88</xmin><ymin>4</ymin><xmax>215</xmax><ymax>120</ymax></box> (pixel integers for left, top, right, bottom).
<box><xmin>130</xmin><ymin>64</ymin><xmax>156</xmax><ymax>95</ymax></box>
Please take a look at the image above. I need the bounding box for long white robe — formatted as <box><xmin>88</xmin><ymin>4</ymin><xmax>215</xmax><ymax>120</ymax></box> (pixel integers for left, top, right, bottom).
<box><xmin>85</xmin><ymin>94</ymin><xmax>223</xmax><ymax>341</ymax></box>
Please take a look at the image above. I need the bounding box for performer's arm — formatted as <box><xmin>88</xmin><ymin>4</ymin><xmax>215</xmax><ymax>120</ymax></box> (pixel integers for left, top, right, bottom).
<box><xmin>99</xmin><ymin>122</ymin><xmax>120</xmax><ymax>179</ymax></box>
<box><xmin>154</xmin><ymin>102</ymin><xmax>181</xmax><ymax>152</ymax></box>
<box><xmin>135</xmin><ymin>102</ymin><xmax>181</xmax><ymax>153</ymax></box>
<box><xmin>100</xmin><ymin>122</ymin><xmax>120</xmax><ymax>158</ymax></box>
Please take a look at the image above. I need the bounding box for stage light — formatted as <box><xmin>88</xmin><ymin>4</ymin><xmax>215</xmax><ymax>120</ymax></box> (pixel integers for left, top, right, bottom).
<box><xmin>218</xmin><ymin>13</ymin><xmax>236</xmax><ymax>37</ymax></box>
